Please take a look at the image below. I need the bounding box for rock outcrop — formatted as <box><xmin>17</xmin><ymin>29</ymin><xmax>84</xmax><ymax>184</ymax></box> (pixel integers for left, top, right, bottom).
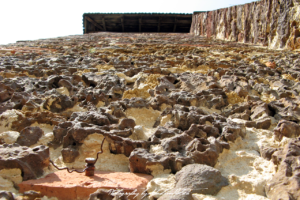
<box><xmin>0</xmin><ymin>144</ymin><xmax>49</xmax><ymax>181</ymax></box>
<box><xmin>1</xmin><ymin>28</ymin><xmax>300</xmax><ymax>199</ymax></box>
<box><xmin>266</xmin><ymin>137</ymin><xmax>300</xmax><ymax>200</ymax></box>
<box><xmin>190</xmin><ymin>0</ymin><xmax>300</xmax><ymax>50</ymax></box>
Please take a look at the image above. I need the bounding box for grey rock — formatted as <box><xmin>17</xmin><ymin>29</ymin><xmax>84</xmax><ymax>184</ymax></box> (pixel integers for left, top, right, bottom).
<box><xmin>175</xmin><ymin>164</ymin><xmax>228</xmax><ymax>195</ymax></box>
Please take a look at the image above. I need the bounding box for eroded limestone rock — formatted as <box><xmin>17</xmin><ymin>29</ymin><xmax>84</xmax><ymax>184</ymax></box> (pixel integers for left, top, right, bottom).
<box><xmin>0</xmin><ymin>144</ymin><xmax>49</xmax><ymax>180</ymax></box>
<box><xmin>266</xmin><ymin>137</ymin><xmax>300</xmax><ymax>200</ymax></box>
<box><xmin>1</xmin><ymin>26</ymin><xmax>300</xmax><ymax>200</ymax></box>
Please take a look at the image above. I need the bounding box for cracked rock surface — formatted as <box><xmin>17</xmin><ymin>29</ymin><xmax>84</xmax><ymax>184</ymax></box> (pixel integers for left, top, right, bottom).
<box><xmin>0</xmin><ymin>31</ymin><xmax>300</xmax><ymax>199</ymax></box>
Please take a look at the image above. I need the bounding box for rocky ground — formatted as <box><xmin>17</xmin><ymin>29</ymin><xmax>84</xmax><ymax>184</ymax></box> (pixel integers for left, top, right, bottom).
<box><xmin>0</xmin><ymin>32</ymin><xmax>300</xmax><ymax>200</ymax></box>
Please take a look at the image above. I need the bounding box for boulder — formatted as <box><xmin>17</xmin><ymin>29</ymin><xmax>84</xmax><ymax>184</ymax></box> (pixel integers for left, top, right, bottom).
<box><xmin>175</xmin><ymin>164</ymin><xmax>228</xmax><ymax>195</ymax></box>
<box><xmin>16</xmin><ymin>126</ymin><xmax>44</xmax><ymax>147</ymax></box>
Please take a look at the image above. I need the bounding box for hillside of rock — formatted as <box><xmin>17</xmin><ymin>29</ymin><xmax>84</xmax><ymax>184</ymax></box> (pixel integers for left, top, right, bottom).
<box><xmin>0</xmin><ymin>32</ymin><xmax>300</xmax><ymax>200</ymax></box>
<box><xmin>190</xmin><ymin>0</ymin><xmax>300</xmax><ymax>50</ymax></box>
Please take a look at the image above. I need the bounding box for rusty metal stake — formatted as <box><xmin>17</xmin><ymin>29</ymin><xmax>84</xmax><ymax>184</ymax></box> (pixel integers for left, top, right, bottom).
<box><xmin>50</xmin><ymin>137</ymin><xmax>106</xmax><ymax>176</ymax></box>
<box><xmin>85</xmin><ymin>158</ymin><xmax>96</xmax><ymax>176</ymax></box>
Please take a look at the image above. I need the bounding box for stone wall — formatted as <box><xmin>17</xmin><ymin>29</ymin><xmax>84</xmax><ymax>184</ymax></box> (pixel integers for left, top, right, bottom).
<box><xmin>190</xmin><ymin>0</ymin><xmax>300</xmax><ymax>50</ymax></box>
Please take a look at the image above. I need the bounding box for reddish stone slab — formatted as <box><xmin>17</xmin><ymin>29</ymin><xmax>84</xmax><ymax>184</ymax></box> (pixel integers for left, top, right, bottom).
<box><xmin>19</xmin><ymin>171</ymin><xmax>153</xmax><ymax>200</ymax></box>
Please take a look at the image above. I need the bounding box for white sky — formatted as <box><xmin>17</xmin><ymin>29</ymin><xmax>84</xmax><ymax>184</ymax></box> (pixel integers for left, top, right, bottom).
<box><xmin>0</xmin><ymin>0</ymin><xmax>258</xmax><ymax>45</ymax></box>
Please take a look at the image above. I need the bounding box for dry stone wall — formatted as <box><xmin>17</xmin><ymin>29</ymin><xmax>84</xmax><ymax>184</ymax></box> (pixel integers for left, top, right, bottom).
<box><xmin>190</xmin><ymin>0</ymin><xmax>300</xmax><ymax>50</ymax></box>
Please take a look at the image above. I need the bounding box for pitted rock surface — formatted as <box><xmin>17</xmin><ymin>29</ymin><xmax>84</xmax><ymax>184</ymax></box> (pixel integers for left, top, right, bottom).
<box><xmin>266</xmin><ymin>137</ymin><xmax>300</xmax><ymax>200</ymax></box>
<box><xmin>0</xmin><ymin>18</ymin><xmax>300</xmax><ymax>199</ymax></box>
<box><xmin>0</xmin><ymin>144</ymin><xmax>49</xmax><ymax>181</ymax></box>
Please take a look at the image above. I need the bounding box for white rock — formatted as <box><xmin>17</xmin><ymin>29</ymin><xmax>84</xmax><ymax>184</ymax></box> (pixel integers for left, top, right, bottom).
<box><xmin>56</xmin><ymin>87</ymin><xmax>69</xmax><ymax>96</ymax></box>
<box><xmin>0</xmin><ymin>169</ymin><xmax>21</xmax><ymax>194</ymax></box>
<box><xmin>125</xmin><ymin>107</ymin><xmax>160</xmax><ymax>139</ymax></box>
<box><xmin>0</xmin><ymin>109</ymin><xmax>24</xmax><ymax>133</ymax></box>
<box><xmin>196</xmin><ymin>127</ymin><xmax>276</xmax><ymax>199</ymax></box>
<box><xmin>0</xmin><ymin>131</ymin><xmax>20</xmax><ymax>144</ymax></box>
<box><xmin>147</xmin><ymin>173</ymin><xmax>176</xmax><ymax>200</ymax></box>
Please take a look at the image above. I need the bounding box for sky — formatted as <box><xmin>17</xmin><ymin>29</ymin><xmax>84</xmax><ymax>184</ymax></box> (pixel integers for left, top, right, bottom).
<box><xmin>0</xmin><ymin>0</ymin><xmax>259</xmax><ymax>45</ymax></box>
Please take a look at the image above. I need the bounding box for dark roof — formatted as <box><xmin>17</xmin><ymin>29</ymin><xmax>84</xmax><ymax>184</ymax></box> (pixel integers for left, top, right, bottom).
<box><xmin>83</xmin><ymin>13</ymin><xmax>193</xmax><ymax>34</ymax></box>
<box><xmin>84</xmin><ymin>12</ymin><xmax>192</xmax><ymax>15</ymax></box>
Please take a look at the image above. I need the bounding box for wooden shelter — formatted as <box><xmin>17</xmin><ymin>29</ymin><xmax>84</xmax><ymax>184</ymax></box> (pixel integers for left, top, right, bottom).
<box><xmin>83</xmin><ymin>13</ymin><xmax>192</xmax><ymax>33</ymax></box>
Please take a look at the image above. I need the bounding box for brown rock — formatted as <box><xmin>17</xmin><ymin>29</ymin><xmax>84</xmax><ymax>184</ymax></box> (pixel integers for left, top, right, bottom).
<box><xmin>185</xmin><ymin>124</ymin><xmax>207</xmax><ymax>139</ymax></box>
<box><xmin>129</xmin><ymin>136</ymin><xmax>229</xmax><ymax>174</ymax></box>
<box><xmin>260</xmin><ymin>146</ymin><xmax>279</xmax><ymax>160</ymax></box>
<box><xmin>16</xmin><ymin>126</ymin><xmax>44</xmax><ymax>147</ymax></box>
<box><xmin>190</xmin><ymin>0</ymin><xmax>299</xmax><ymax>50</ymax></box>
<box><xmin>235</xmin><ymin>86</ymin><xmax>248</xmax><ymax>97</ymax></box>
<box><xmin>151</xmin><ymin>126</ymin><xmax>179</xmax><ymax>140</ymax></box>
<box><xmin>250</xmin><ymin>102</ymin><xmax>271</xmax><ymax>120</ymax></box>
<box><xmin>11</xmin><ymin>111</ymin><xmax>66</xmax><ymax>132</ymax></box>
<box><xmin>0</xmin><ymin>144</ymin><xmax>49</xmax><ymax>181</ymax></box>
<box><xmin>119</xmin><ymin>118</ymin><xmax>136</xmax><ymax>130</ymax></box>
<box><xmin>161</xmin><ymin>133</ymin><xmax>193</xmax><ymax>153</ymax></box>
<box><xmin>186</xmin><ymin>137</ymin><xmax>229</xmax><ymax>167</ymax></box>
<box><xmin>70</xmin><ymin>111</ymin><xmax>111</xmax><ymax>126</ymax></box>
<box><xmin>129</xmin><ymin>148</ymin><xmax>172</xmax><ymax>174</ymax></box>
<box><xmin>221</xmin><ymin>124</ymin><xmax>246</xmax><ymax>142</ymax></box>
<box><xmin>61</xmin><ymin>147</ymin><xmax>80</xmax><ymax>163</ymax></box>
<box><xmin>0</xmin><ymin>83</ymin><xmax>14</xmax><ymax>103</ymax></box>
<box><xmin>274</xmin><ymin>120</ymin><xmax>300</xmax><ymax>141</ymax></box>
<box><xmin>56</xmin><ymin>121</ymin><xmax>149</xmax><ymax>157</ymax></box>
<box><xmin>266</xmin><ymin>138</ymin><xmax>300</xmax><ymax>200</ymax></box>
<box><xmin>255</xmin><ymin>117</ymin><xmax>271</xmax><ymax>129</ymax></box>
